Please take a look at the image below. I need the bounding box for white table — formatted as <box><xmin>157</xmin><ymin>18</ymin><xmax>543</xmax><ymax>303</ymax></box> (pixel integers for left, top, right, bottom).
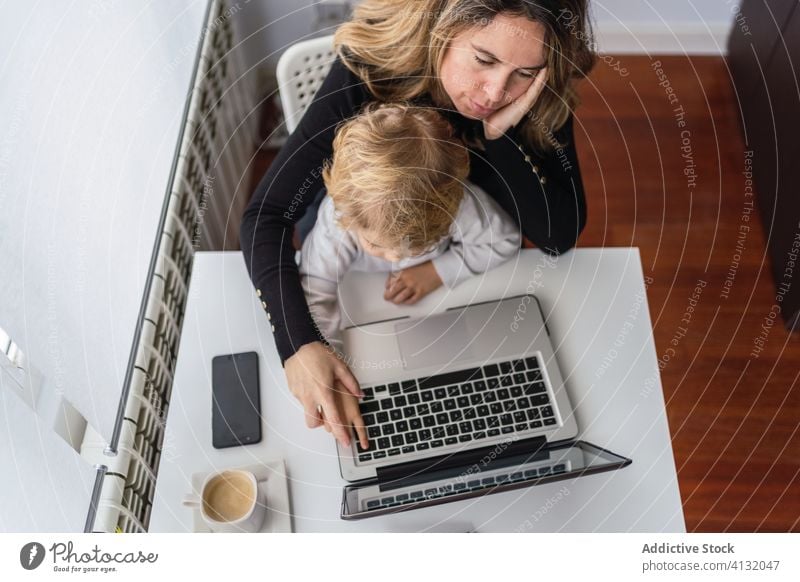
<box><xmin>150</xmin><ymin>249</ymin><xmax>685</xmax><ymax>532</ymax></box>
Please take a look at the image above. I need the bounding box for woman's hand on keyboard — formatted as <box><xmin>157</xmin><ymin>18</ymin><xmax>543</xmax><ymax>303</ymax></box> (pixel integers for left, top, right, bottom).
<box><xmin>321</xmin><ymin>381</ymin><xmax>369</xmax><ymax>451</ymax></box>
<box><xmin>285</xmin><ymin>341</ymin><xmax>366</xmax><ymax>448</ymax></box>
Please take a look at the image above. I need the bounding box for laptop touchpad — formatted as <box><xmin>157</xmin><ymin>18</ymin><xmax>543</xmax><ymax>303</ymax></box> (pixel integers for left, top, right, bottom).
<box><xmin>395</xmin><ymin>310</ymin><xmax>479</xmax><ymax>370</ymax></box>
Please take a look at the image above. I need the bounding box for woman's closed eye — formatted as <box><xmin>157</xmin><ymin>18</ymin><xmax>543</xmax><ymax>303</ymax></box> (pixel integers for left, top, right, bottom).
<box><xmin>473</xmin><ymin>54</ymin><xmax>538</xmax><ymax>79</ymax></box>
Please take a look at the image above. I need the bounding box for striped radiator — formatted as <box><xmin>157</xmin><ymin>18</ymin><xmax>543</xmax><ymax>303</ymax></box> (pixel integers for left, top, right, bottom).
<box><xmin>85</xmin><ymin>0</ymin><xmax>258</xmax><ymax>532</ymax></box>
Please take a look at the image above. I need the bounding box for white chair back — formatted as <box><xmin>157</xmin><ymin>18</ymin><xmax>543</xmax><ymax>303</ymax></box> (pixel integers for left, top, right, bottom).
<box><xmin>276</xmin><ymin>35</ymin><xmax>336</xmax><ymax>134</ymax></box>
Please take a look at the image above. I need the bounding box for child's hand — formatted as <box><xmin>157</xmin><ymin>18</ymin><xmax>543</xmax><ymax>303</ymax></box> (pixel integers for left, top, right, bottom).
<box><xmin>321</xmin><ymin>380</ymin><xmax>368</xmax><ymax>450</ymax></box>
<box><xmin>384</xmin><ymin>261</ymin><xmax>443</xmax><ymax>305</ymax></box>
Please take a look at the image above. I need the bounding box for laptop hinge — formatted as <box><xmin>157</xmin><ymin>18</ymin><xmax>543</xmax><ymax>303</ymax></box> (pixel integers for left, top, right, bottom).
<box><xmin>375</xmin><ymin>435</ymin><xmax>548</xmax><ymax>485</ymax></box>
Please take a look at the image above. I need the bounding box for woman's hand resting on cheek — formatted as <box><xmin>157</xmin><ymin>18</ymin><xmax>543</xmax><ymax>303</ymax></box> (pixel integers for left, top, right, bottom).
<box><xmin>384</xmin><ymin>261</ymin><xmax>443</xmax><ymax>305</ymax></box>
<box><xmin>483</xmin><ymin>68</ymin><xmax>549</xmax><ymax>140</ymax></box>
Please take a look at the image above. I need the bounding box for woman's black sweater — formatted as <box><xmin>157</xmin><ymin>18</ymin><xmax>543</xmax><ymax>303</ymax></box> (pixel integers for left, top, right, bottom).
<box><xmin>240</xmin><ymin>58</ymin><xmax>587</xmax><ymax>363</ymax></box>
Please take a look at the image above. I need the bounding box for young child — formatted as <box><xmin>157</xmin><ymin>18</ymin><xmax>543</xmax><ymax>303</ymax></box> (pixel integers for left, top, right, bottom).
<box><xmin>299</xmin><ymin>104</ymin><xmax>520</xmax><ymax>440</ymax></box>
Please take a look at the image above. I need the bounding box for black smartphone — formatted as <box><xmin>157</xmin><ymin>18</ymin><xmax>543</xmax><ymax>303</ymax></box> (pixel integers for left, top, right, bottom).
<box><xmin>211</xmin><ymin>351</ymin><xmax>262</xmax><ymax>449</ymax></box>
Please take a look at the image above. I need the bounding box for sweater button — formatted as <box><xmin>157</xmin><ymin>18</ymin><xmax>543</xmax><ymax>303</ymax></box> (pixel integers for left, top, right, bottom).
<box><xmin>539</xmin><ymin>176</ymin><xmax>547</xmax><ymax>184</ymax></box>
<box><xmin>256</xmin><ymin>289</ymin><xmax>262</xmax><ymax>297</ymax></box>
<box><xmin>271</xmin><ymin>325</ymin><xmax>276</xmax><ymax>332</ymax></box>
<box><xmin>261</xmin><ymin>301</ymin><xmax>267</xmax><ymax>309</ymax></box>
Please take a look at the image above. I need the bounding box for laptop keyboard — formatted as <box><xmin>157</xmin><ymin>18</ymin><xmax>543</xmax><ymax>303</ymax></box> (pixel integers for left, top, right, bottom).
<box><xmin>356</xmin><ymin>356</ymin><xmax>558</xmax><ymax>463</ymax></box>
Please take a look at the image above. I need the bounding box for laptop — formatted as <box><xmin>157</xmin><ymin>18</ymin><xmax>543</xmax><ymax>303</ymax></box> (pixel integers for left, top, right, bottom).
<box><xmin>336</xmin><ymin>294</ymin><xmax>631</xmax><ymax>519</ymax></box>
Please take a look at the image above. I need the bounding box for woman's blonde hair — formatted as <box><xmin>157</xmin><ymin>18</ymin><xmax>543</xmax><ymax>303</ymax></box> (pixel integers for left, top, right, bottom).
<box><xmin>334</xmin><ymin>0</ymin><xmax>596</xmax><ymax>152</ymax></box>
<box><xmin>323</xmin><ymin>103</ymin><xmax>470</xmax><ymax>255</ymax></box>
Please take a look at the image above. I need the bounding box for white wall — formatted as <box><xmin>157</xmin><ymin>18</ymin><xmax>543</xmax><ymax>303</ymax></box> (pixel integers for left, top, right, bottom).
<box><xmin>230</xmin><ymin>0</ymin><xmax>323</xmax><ymax>92</ymax></box>
<box><xmin>0</xmin><ymin>0</ymin><xmax>207</xmax><ymax>531</ymax></box>
<box><xmin>592</xmin><ymin>0</ymin><xmax>740</xmax><ymax>53</ymax></box>
<box><xmin>234</xmin><ymin>0</ymin><xmax>740</xmax><ymax>82</ymax></box>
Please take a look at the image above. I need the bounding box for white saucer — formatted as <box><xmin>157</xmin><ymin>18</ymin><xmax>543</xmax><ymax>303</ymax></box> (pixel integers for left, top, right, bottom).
<box><xmin>189</xmin><ymin>459</ymin><xmax>292</xmax><ymax>533</ymax></box>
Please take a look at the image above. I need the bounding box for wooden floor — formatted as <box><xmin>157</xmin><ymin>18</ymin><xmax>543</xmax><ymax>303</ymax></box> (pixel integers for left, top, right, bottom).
<box><xmin>248</xmin><ymin>55</ymin><xmax>799</xmax><ymax>532</ymax></box>
<box><xmin>575</xmin><ymin>56</ymin><xmax>799</xmax><ymax>532</ymax></box>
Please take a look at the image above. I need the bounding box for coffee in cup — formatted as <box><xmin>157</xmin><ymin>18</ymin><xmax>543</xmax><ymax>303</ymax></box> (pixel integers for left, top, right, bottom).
<box><xmin>184</xmin><ymin>469</ymin><xmax>266</xmax><ymax>532</ymax></box>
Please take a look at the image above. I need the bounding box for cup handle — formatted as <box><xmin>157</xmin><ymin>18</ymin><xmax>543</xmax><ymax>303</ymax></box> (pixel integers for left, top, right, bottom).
<box><xmin>182</xmin><ymin>494</ymin><xmax>202</xmax><ymax>508</ymax></box>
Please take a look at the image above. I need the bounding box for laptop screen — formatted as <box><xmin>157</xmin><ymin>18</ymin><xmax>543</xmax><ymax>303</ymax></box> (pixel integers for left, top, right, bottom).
<box><xmin>341</xmin><ymin>440</ymin><xmax>631</xmax><ymax>520</ymax></box>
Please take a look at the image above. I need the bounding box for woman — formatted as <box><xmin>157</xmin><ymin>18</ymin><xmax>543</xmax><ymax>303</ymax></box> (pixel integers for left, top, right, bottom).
<box><xmin>240</xmin><ymin>0</ymin><xmax>595</xmax><ymax>448</ymax></box>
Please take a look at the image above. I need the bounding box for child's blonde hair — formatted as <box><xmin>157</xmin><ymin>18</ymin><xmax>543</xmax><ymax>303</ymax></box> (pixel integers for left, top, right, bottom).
<box><xmin>323</xmin><ymin>103</ymin><xmax>470</xmax><ymax>255</ymax></box>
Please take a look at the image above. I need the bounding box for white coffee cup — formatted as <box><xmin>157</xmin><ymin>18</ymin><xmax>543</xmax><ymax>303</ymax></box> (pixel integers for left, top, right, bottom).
<box><xmin>183</xmin><ymin>469</ymin><xmax>266</xmax><ymax>532</ymax></box>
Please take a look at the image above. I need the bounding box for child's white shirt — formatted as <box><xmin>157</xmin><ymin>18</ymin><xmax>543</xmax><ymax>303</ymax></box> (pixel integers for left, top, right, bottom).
<box><xmin>299</xmin><ymin>182</ymin><xmax>521</xmax><ymax>350</ymax></box>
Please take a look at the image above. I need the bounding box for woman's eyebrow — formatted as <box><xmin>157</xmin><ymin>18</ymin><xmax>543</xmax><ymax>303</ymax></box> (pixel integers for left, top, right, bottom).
<box><xmin>471</xmin><ymin>43</ymin><xmax>545</xmax><ymax>71</ymax></box>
